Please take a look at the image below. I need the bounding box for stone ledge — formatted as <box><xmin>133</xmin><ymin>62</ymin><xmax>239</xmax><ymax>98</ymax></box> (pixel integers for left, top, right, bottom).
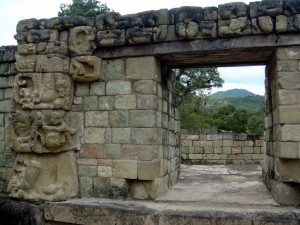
<box><xmin>44</xmin><ymin>198</ymin><xmax>300</xmax><ymax>225</ymax></box>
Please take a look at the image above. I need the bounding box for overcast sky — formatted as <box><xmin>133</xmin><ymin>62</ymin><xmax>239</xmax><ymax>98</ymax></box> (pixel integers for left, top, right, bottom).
<box><xmin>0</xmin><ymin>0</ymin><xmax>265</xmax><ymax>95</ymax></box>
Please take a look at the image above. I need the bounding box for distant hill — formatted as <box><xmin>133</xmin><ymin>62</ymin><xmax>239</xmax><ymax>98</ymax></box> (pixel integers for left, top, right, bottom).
<box><xmin>211</xmin><ymin>88</ymin><xmax>256</xmax><ymax>97</ymax></box>
<box><xmin>205</xmin><ymin>89</ymin><xmax>264</xmax><ymax>113</ymax></box>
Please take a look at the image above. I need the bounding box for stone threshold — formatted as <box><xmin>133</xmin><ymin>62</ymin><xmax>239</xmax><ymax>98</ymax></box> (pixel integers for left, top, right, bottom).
<box><xmin>44</xmin><ymin>197</ymin><xmax>300</xmax><ymax>225</ymax></box>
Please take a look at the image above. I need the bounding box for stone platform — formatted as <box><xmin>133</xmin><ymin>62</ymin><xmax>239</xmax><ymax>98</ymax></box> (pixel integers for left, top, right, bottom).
<box><xmin>44</xmin><ymin>165</ymin><xmax>300</xmax><ymax>225</ymax></box>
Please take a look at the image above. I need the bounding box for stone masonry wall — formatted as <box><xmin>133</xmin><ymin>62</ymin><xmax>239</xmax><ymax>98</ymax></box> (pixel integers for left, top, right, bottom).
<box><xmin>263</xmin><ymin>47</ymin><xmax>300</xmax><ymax>205</ymax></box>
<box><xmin>181</xmin><ymin>129</ymin><xmax>264</xmax><ymax>165</ymax></box>
<box><xmin>0</xmin><ymin>46</ymin><xmax>17</xmax><ymax>193</ymax></box>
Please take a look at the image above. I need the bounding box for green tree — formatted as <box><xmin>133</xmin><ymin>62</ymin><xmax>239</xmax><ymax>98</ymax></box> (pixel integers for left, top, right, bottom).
<box><xmin>174</xmin><ymin>68</ymin><xmax>224</xmax><ymax>106</ymax></box>
<box><xmin>58</xmin><ymin>0</ymin><xmax>110</xmax><ymax>17</ymax></box>
<box><xmin>246</xmin><ymin>107</ymin><xmax>264</xmax><ymax>135</ymax></box>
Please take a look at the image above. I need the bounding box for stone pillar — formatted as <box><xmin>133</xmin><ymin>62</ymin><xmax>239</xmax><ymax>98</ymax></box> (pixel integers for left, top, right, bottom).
<box><xmin>78</xmin><ymin>56</ymin><xmax>180</xmax><ymax>199</ymax></box>
<box><xmin>263</xmin><ymin>47</ymin><xmax>300</xmax><ymax>205</ymax></box>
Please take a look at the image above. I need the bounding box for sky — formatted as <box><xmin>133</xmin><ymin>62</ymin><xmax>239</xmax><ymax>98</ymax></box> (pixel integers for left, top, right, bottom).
<box><xmin>0</xmin><ymin>0</ymin><xmax>265</xmax><ymax>95</ymax></box>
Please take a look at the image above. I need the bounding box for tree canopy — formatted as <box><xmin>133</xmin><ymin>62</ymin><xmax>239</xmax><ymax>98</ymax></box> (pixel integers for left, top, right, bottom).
<box><xmin>58</xmin><ymin>0</ymin><xmax>111</xmax><ymax>17</ymax></box>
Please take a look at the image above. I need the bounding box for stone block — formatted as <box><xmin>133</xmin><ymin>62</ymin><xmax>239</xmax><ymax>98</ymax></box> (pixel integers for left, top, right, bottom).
<box><xmin>276</xmin><ymin>15</ymin><xmax>288</xmax><ymax>33</ymax></box>
<box><xmin>36</xmin><ymin>55</ymin><xmax>69</xmax><ymax>73</ymax></box>
<box><xmin>133</xmin><ymin>80</ymin><xmax>157</xmax><ymax>94</ymax></box>
<box><xmin>189</xmin><ymin>154</ymin><xmax>203</xmax><ymax>160</ymax></box>
<box><xmin>207</xmin><ymin>134</ymin><xmax>222</xmax><ymax>140</ymax></box>
<box><xmin>80</xmin><ymin>176</ymin><xmax>93</xmax><ymax>197</ymax></box>
<box><xmin>137</xmin><ymin>95</ymin><xmax>158</xmax><ymax>110</ymax></box>
<box><xmin>218</xmin><ymin>17</ymin><xmax>251</xmax><ymax>37</ymax></box>
<box><xmin>0</xmin><ymin>77</ymin><xmax>8</xmax><ymax>88</ymax></box>
<box><xmin>110</xmin><ymin>177</ymin><xmax>128</xmax><ymax>198</ymax></box>
<box><xmin>130</xmin><ymin>181</ymin><xmax>149</xmax><ymax>199</ymax></box>
<box><xmin>69</xmin><ymin>26</ymin><xmax>96</xmax><ymax>56</ymax></box>
<box><xmin>8</xmin><ymin>151</ymin><xmax>78</xmax><ymax>201</ymax></box>
<box><xmin>80</xmin><ymin>143</ymin><xmax>104</xmax><ymax>158</ymax></box>
<box><xmin>131</xmin><ymin>128</ymin><xmax>160</xmax><ymax>145</ymax></box>
<box><xmin>223</xmin><ymin>147</ymin><xmax>232</xmax><ymax>154</ymax></box>
<box><xmin>277</xmin><ymin>47</ymin><xmax>300</xmax><ymax>60</ymax></box>
<box><xmin>84</xmin><ymin>127</ymin><xmax>105</xmax><ymax>144</ymax></box>
<box><xmin>277</xmin><ymin>60</ymin><xmax>298</xmax><ymax>72</ymax></box>
<box><xmin>275</xmin><ymin>106</ymin><xmax>300</xmax><ymax>124</ymax></box>
<box><xmin>223</xmin><ymin>140</ymin><xmax>233</xmax><ymax>146</ymax></box>
<box><xmin>93</xmin><ymin>176</ymin><xmax>110</xmax><ymax>197</ymax></box>
<box><xmin>204</xmin><ymin>7</ymin><xmax>218</xmax><ymax>20</ymax></box>
<box><xmin>90</xmin><ymin>82</ymin><xmax>105</xmax><ymax>95</ymax></box>
<box><xmin>232</xmin><ymin>147</ymin><xmax>242</xmax><ymax>154</ymax></box>
<box><xmin>126</xmin><ymin>57</ymin><xmax>161</xmax><ymax>81</ymax></box>
<box><xmin>98</xmin><ymin>159</ymin><xmax>113</xmax><ymax>166</ymax></box>
<box><xmin>276</xmin><ymin>142</ymin><xmax>299</xmax><ymax>159</ymax></box>
<box><xmin>112</xmin><ymin>160</ymin><xmax>137</xmax><ymax>179</ymax></box>
<box><xmin>121</xmin><ymin>145</ymin><xmax>158</xmax><ymax>161</ymax></box>
<box><xmin>277</xmin><ymin>89</ymin><xmax>300</xmax><ymax>105</ymax></box>
<box><xmin>218</xmin><ymin>2</ymin><xmax>248</xmax><ymax>20</ymax></box>
<box><xmin>130</xmin><ymin>110</ymin><xmax>156</xmax><ymax>128</ymax></box>
<box><xmin>110</xmin><ymin>110</ymin><xmax>129</xmax><ymax>127</ymax></box>
<box><xmin>85</xmin><ymin>111</ymin><xmax>108</xmax><ymax>127</ymax></box>
<box><xmin>112</xmin><ymin>128</ymin><xmax>130</xmax><ymax>144</ymax></box>
<box><xmin>97</xmin><ymin>166</ymin><xmax>112</xmax><ymax>177</ymax></box>
<box><xmin>106</xmin><ymin>80</ymin><xmax>131</xmax><ymax>95</ymax></box>
<box><xmin>137</xmin><ymin>160</ymin><xmax>160</xmax><ymax>180</ymax></box>
<box><xmin>144</xmin><ymin>176</ymin><xmax>169</xmax><ymax>199</ymax></box>
<box><xmin>77</xmin><ymin>158</ymin><xmax>97</xmax><ymax>166</ymax></box>
<box><xmin>277</xmin><ymin>124</ymin><xmax>300</xmax><ymax>141</ymax></box>
<box><xmin>204</xmin><ymin>147</ymin><xmax>214</xmax><ymax>154</ymax></box>
<box><xmin>99</xmin><ymin>96</ymin><xmax>115</xmax><ymax>110</ymax></box>
<box><xmin>275</xmin><ymin>158</ymin><xmax>300</xmax><ymax>182</ymax></box>
<box><xmin>78</xmin><ymin>165</ymin><xmax>97</xmax><ymax>177</ymax></box>
<box><xmin>243</xmin><ymin>147</ymin><xmax>254</xmax><ymax>154</ymax></box>
<box><xmin>213</xmin><ymin>140</ymin><xmax>223</xmax><ymax>147</ymax></box>
<box><xmin>102</xmin><ymin>59</ymin><xmax>125</xmax><ymax>80</ymax></box>
<box><xmin>83</xmin><ymin>96</ymin><xmax>98</xmax><ymax>111</ymax></box>
<box><xmin>115</xmin><ymin>95</ymin><xmax>136</xmax><ymax>109</ymax></box>
<box><xmin>97</xmin><ymin>29</ymin><xmax>126</xmax><ymax>47</ymax></box>
<box><xmin>104</xmin><ymin>144</ymin><xmax>121</xmax><ymax>159</ymax></box>
<box><xmin>75</xmin><ymin>83</ymin><xmax>89</xmax><ymax>96</ymax></box>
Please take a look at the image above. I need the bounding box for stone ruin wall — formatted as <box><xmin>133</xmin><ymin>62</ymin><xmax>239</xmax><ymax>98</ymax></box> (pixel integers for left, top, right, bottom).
<box><xmin>0</xmin><ymin>0</ymin><xmax>300</xmax><ymax>204</ymax></box>
<box><xmin>181</xmin><ymin>129</ymin><xmax>264</xmax><ymax>165</ymax></box>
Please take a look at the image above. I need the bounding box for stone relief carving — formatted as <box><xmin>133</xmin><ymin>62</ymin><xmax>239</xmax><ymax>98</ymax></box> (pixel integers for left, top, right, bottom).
<box><xmin>12</xmin><ymin>73</ymin><xmax>73</xmax><ymax>110</ymax></box>
<box><xmin>97</xmin><ymin>30</ymin><xmax>125</xmax><ymax>46</ymax></box>
<box><xmin>70</xmin><ymin>56</ymin><xmax>101</xmax><ymax>82</ymax></box>
<box><xmin>69</xmin><ymin>26</ymin><xmax>96</xmax><ymax>55</ymax></box>
<box><xmin>15</xmin><ymin>54</ymin><xmax>36</xmax><ymax>72</ymax></box>
<box><xmin>8</xmin><ymin>152</ymin><xmax>78</xmax><ymax>201</ymax></box>
<box><xmin>36</xmin><ymin>55</ymin><xmax>70</xmax><ymax>73</ymax></box>
<box><xmin>8</xmin><ymin>110</ymin><xmax>81</xmax><ymax>153</ymax></box>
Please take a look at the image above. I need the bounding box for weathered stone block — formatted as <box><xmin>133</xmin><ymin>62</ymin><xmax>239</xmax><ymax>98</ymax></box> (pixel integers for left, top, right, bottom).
<box><xmin>110</xmin><ymin>177</ymin><xmax>128</xmax><ymax>198</ymax></box>
<box><xmin>207</xmin><ymin>134</ymin><xmax>222</xmax><ymax>140</ymax></box>
<box><xmin>8</xmin><ymin>151</ymin><xmax>78</xmax><ymax>201</ymax></box>
<box><xmin>130</xmin><ymin>181</ymin><xmax>149</xmax><ymax>199</ymax></box>
<box><xmin>276</xmin><ymin>15</ymin><xmax>288</xmax><ymax>32</ymax></box>
<box><xmin>189</xmin><ymin>154</ymin><xmax>202</xmax><ymax>160</ymax></box>
<box><xmin>126</xmin><ymin>57</ymin><xmax>161</xmax><ymax>81</ymax></box>
<box><xmin>80</xmin><ymin>176</ymin><xmax>93</xmax><ymax>197</ymax></box>
<box><xmin>121</xmin><ymin>145</ymin><xmax>158</xmax><ymax>161</ymax></box>
<box><xmin>133</xmin><ymin>80</ymin><xmax>157</xmax><ymax>94</ymax></box>
<box><xmin>218</xmin><ymin>17</ymin><xmax>251</xmax><ymax>37</ymax></box>
<box><xmin>276</xmin><ymin>142</ymin><xmax>299</xmax><ymax>159</ymax></box>
<box><xmin>97</xmin><ymin>166</ymin><xmax>112</xmax><ymax>177</ymax></box>
<box><xmin>275</xmin><ymin>158</ymin><xmax>300</xmax><ymax>182</ymax></box>
<box><xmin>137</xmin><ymin>95</ymin><xmax>158</xmax><ymax>109</ymax></box>
<box><xmin>93</xmin><ymin>176</ymin><xmax>110</xmax><ymax>197</ymax></box>
<box><xmin>12</xmin><ymin>73</ymin><xmax>74</xmax><ymax>110</ymax></box>
<box><xmin>277</xmin><ymin>60</ymin><xmax>298</xmax><ymax>72</ymax></box>
<box><xmin>104</xmin><ymin>144</ymin><xmax>121</xmax><ymax>159</ymax></box>
<box><xmin>106</xmin><ymin>80</ymin><xmax>131</xmax><ymax>95</ymax></box>
<box><xmin>8</xmin><ymin>110</ymin><xmax>82</xmax><ymax>153</ymax></box>
<box><xmin>250</xmin><ymin>0</ymin><xmax>282</xmax><ymax>17</ymax></box>
<box><xmin>204</xmin><ymin>7</ymin><xmax>218</xmax><ymax>21</ymax></box>
<box><xmin>85</xmin><ymin>111</ymin><xmax>108</xmax><ymax>127</ymax></box>
<box><xmin>112</xmin><ymin>128</ymin><xmax>130</xmax><ymax>144</ymax></box>
<box><xmin>115</xmin><ymin>95</ymin><xmax>136</xmax><ymax>109</ymax></box>
<box><xmin>77</xmin><ymin>158</ymin><xmax>97</xmax><ymax>165</ymax></box>
<box><xmin>218</xmin><ymin>2</ymin><xmax>248</xmax><ymax>19</ymax></box>
<box><xmin>84</xmin><ymin>127</ymin><xmax>105</xmax><ymax>144</ymax></box>
<box><xmin>90</xmin><ymin>81</ymin><xmax>105</xmax><ymax>96</ymax></box>
<box><xmin>80</xmin><ymin>143</ymin><xmax>104</xmax><ymax>158</ymax></box>
<box><xmin>112</xmin><ymin>160</ymin><xmax>137</xmax><ymax>179</ymax></box>
<box><xmin>15</xmin><ymin>54</ymin><xmax>36</xmax><ymax>72</ymax></box>
<box><xmin>131</xmin><ymin>128</ymin><xmax>160</xmax><ymax>145</ymax></box>
<box><xmin>130</xmin><ymin>110</ymin><xmax>156</xmax><ymax>128</ymax></box>
<box><xmin>99</xmin><ymin>96</ymin><xmax>115</xmax><ymax>110</ymax></box>
<box><xmin>16</xmin><ymin>18</ymin><xmax>39</xmax><ymax>32</ymax></box>
<box><xmin>69</xmin><ymin>26</ymin><xmax>96</xmax><ymax>55</ymax></box>
<box><xmin>110</xmin><ymin>110</ymin><xmax>129</xmax><ymax>127</ymax></box>
<box><xmin>275</xmin><ymin>105</ymin><xmax>300</xmax><ymax>124</ymax></box>
<box><xmin>97</xmin><ymin>30</ymin><xmax>125</xmax><ymax>47</ymax></box>
<box><xmin>277</xmin><ymin>124</ymin><xmax>300</xmax><ymax>141</ymax></box>
<box><xmin>102</xmin><ymin>59</ymin><xmax>125</xmax><ymax>80</ymax></box>
<box><xmin>75</xmin><ymin>83</ymin><xmax>89</xmax><ymax>96</ymax></box>
<box><xmin>277</xmin><ymin>47</ymin><xmax>300</xmax><ymax>60</ymax></box>
<box><xmin>199</xmin><ymin>21</ymin><xmax>217</xmax><ymax>38</ymax></box>
<box><xmin>138</xmin><ymin>160</ymin><xmax>160</xmax><ymax>180</ymax></box>
<box><xmin>36</xmin><ymin>55</ymin><xmax>69</xmax><ymax>73</ymax></box>
<box><xmin>83</xmin><ymin>96</ymin><xmax>98</xmax><ymax>111</ymax></box>
<box><xmin>78</xmin><ymin>165</ymin><xmax>97</xmax><ymax>177</ymax></box>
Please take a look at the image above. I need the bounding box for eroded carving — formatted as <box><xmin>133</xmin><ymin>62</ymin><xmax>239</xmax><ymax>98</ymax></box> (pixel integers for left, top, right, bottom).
<box><xmin>12</xmin><ymin>73</ymin><xmax>73</xmax><ymax>110</ymax></box>
<box><xmin>70</xmin><ymin>56</ymin><xmax>101</xmax><ymax>82</ymax></box>
<box><xmin>15</xmin><ymin>54</ymin><xmax>36</xmax><ymax>72</ymax></box>
<box><xmin>218</xmin><ymin>17</ymin><xmax>251</xmax><ymax>37</ymax></box>
<box><xmin>97</xmin><ymin>30</ymin><xmax>125</xmax><ymax>46</ymax></box>
<box><xmin>36</xmin><ymin>55</ymin><xmax>70</xmax><ymax>73</ymax></box>
<box><xmin>8</xmin><ymin>152</ymin><xmax>78</xmax><ymax>201</ymax></box>
<box><xmin>69</xmin><ymin>26</ymin><xmax>96</xmax><ymax>55</ymax></box>
<box><xmin>8</xmin><ymin>110</ymin><xmax>81</xmax><ymax>153</ymax></box>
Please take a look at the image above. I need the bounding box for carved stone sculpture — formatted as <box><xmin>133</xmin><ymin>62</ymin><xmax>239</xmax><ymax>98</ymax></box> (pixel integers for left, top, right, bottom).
<box><xmin>8</xmin><ymin>110</ymin><xmax>81</xmax><ymax>153</ymax></box>
<box><xmin>15</xmin><ymin>54</ymin><xmax>36</xmax><ymax>72</ymax></box>
<box><xmin>70</xmin><ymin>56</ymin><xmax>101</xmax><ymax>82</ymax></box>
<box><xmin>12</xmin><ymin>73</ymin><xmax>73</xmax><ymax>110</ymax></box>
<box><xmin>97</xmin><ymin>30</ymin><xmax>125</xmax><ymax>46</ymax></box>
<box><xmin>8</xmin><ymin>152</ymin><xmax>78</xmax><ymax>201</ymax></box>
<box><xmin>69</xmin><ymin>26</ymin><xmax>96</xmax><ymax>55</ymax></box>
